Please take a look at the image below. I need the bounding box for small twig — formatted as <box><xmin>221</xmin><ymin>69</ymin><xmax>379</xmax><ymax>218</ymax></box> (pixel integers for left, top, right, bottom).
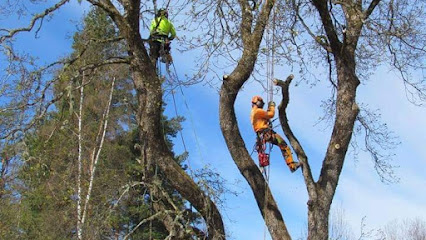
<box><xmin>0</xmin><ymin>0</ymin><xmax>70</xmax><ymax>43</ymax></box>
<box><xmin>123</xmin><ymin>210</ymin><xmax>174</xmax><ymax>240</ymax></box>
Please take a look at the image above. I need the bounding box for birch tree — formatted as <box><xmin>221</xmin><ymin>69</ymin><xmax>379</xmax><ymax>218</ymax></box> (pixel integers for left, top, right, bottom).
<box><xmin>0</xmin><ymin>0</ymin><xmax>225</xmax><ymax>238</ymax></box>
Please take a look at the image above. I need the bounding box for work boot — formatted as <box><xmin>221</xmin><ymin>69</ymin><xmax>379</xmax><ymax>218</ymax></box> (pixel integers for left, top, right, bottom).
<box><xmin>289</xmin><ymin>162</ymin><xmax>301</xmax><ymax>173</ymax></box>
<box><xmin>282</xmin><ymin>146</ymin><xmax>300</xmax><ymax>173</ymax></box>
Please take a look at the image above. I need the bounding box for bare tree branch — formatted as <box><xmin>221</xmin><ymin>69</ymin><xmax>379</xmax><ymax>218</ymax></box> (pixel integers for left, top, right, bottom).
<box><xmin>364</xmin><ymin>0</ymin><xmax>381</xmax><ymax>20</ymax></box>
<box><xmin>274</xmin><ymin>75</ymin><xmax>317</xmax><ymax>197</ymax></box>
<box><xmin>311</xmin><ymin>0</ymin><xmax>342</xmax><ymax>52</ymax></box>
<box><xmin>0</xmin><ymin>0</ymin><xmax>70</xmax><ymax>43</ymax></box>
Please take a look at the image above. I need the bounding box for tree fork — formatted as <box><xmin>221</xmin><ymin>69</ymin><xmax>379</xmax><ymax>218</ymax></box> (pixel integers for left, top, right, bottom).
<box><xmin>89</xmin><ymin>0</ymin><xmax>226</xmax><ymax>237</ymax></box>
<box><xmin>218</xmin><ymin>1</ymin><xmax>294</xmax><ymax>239</ymax></box>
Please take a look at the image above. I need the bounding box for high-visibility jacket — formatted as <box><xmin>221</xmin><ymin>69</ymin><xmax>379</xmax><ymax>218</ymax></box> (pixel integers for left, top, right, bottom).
<box><xmin>250</xmin><ymin>105</ymin><xmax>275</xmax><ymax>132</ymax></box>
<box><xmin>150</xmin><ymin>16</ymin><xmax>176</xmax><ymax>39</ymax></box>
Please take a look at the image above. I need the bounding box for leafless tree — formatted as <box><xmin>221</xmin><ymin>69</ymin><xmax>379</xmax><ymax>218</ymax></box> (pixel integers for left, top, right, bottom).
<box><xmin>298</xmin><ymin>205</ymin><xmax>356</xmax><ymax>240</ymax></box>
<box><xmin>0</xmin><ymin>0</ymin><xmax>225</xmax><ymax>239</ymax></box>
<box><xmin>377</xmin><ymin>218</ymin><xmax>426</xmax><ymax>240</ymax></box>
<box><xmin>275</xmin><ymin>1</ymin><xmax>424</xmax><ymax>238</ymax></box>
<box><xmin>180</xmin><ymin>0</ymin><xmax>425</xmax><ymax>239</ymax></box>
<box><xmin>2</xmin><ymin>0</ymin><xmax>424</xmax><ymax>239</ymax></box>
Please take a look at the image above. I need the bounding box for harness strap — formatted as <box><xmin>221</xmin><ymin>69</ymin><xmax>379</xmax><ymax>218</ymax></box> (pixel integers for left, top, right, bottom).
<box><xmin>256</xmin><ymin>128</ymin><xmax>273</xmax><ymax>168</ymax></box>
<box><xmin>152</xmin><ymin>16</ymin><xmax>163</xmax><ymax>35</ymax></box>
<box><xmin>150</xmin><ymin>34</ymin><xmax>169</xmax><ymax>43</ymax></box>
<box><xmin>257</xmin><ymin>127</ymin><xmax>274</xmax><ymax>142</ymax></box>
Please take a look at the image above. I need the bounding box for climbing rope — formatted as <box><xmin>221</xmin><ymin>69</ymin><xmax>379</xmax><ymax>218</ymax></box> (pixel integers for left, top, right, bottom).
<box><xmin>263</xmin><ymin>5</ymin><xmax>277</xmax><ymax>240</ymax></box>
<box><xmin>266</xmin><ymin>3</ymin><xmax>277</xmax><ymax>104</ymax></box>
<box><xmin>170</xmin><ymin>61</ymin><xmax>206</xmax><ymax>166</ymax></box>
<box><xmin>163</xmin><ymin>53</ymin><xmax>216</xmax><ymax>236</ymax></box>
<box><xmin>156</xmin><ymin>49</ymin><xmax>211</xmax><ymax>182</ymax></box>
<box><xmin>263</xmin><ymin>164</ymin><xmax>270</xmax><ymax>240</ymax></box>
<box><xmin>262</xmin><ymin>0</ymin><xmax>278</xmax><ymax>179</ymax></box>
<box><xmin>171</xmin><ymin>90</ymin><xmax>188</xmax><ymax>153</ymax></box>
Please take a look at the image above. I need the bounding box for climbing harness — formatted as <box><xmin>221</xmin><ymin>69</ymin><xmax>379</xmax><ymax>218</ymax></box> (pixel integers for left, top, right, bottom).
<box><xmin>255</xmin><ymin>128</ymin><xmax>273</xmax><ymax>168</ymax></box>
<box><xmin>154</xmin><ymin>38</ymin><xmax>173</xmax><ymax>78</ymax></box>
<box><xmin>158</xmin><ymin>39</ymin><xmax>173</xmax><ymax>64</ymax></box>
<box><xmin>265</xmin><ymin>2</ymin><xmax>276</xmax><ymax>104</ymax></box>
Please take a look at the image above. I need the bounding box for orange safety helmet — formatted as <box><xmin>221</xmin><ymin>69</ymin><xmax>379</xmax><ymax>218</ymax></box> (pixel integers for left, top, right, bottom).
<box><xmin>251</xmin><ymin>95</ymin><xmax>264</xmax><ymax>104</ymax></box>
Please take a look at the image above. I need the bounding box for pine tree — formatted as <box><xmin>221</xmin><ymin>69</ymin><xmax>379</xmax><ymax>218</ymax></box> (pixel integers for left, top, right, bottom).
<box><xmin>0</xmin><ymin>8</ymin><xmax>197</xmax><ymax>239</ymax></box>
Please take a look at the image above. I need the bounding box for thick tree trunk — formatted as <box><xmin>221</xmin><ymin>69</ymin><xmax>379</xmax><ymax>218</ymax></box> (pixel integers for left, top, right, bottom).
<box><xmin>297</xmin><ymin>1</ymin><xmax>366</xmax><ymax>238</ymax></box>
<box><xmin>127</xmin><ymin>48</ymin><xmax>225</xmax><ymax>238</ymax></box>
<box><xmin>218</xmin><ymin>1</ymin><xmax>294</xmax><ymax>239</ymax></box>
<box><xmin>125</xmin><ymin>23</ymin><xmax>225</xmax><ymax>240</ymax></box>
<box><xmin>0</xmin><ymin>155</ymin><xmax>8</xmax><ymax>198</ymax></box>
<box><xmin>90</xmin><ymin>1</ymin><xmax>226</xmax><ymax>238</ymax></box>
<box><xmin>274</xmin><ymin>53</ymin><xmax>360</xmax><ymax>240</ymax></box>
<box><xmin>220</xmin><ymin>72</ymin><xmax>291</xmax><ymax>240</ymax></box>
<box><xmin>307</xmin><ymin>195</ymin><xmax>331</xmax><ymax>240</ymax></box>
<box><xmin>275</xmin><ymin>76</ymin><xmax>334</xmax><ymax>240</ymax></box>
<box><xmin>307</xmin><ymin>56</ymin><xmax>360</xmax><ymax>240</ymax></box>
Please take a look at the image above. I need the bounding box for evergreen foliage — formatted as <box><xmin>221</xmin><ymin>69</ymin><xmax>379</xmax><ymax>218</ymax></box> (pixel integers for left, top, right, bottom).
<box><xmin>0</xmin><ymin>8</ymin><xmax>195</xmax><ymax>239</ymax></box>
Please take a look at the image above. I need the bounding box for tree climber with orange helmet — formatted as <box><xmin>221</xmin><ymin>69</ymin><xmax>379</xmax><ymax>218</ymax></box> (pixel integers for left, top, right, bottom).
<box><xmin>149</xmin><ymin>8</ymin><xmax>176</xmax><ymax>65</ymax></box>
<box><xmin>250</xmin><ymin>96</ymin><xmax>301</xmax><ymax>172</ymax></box>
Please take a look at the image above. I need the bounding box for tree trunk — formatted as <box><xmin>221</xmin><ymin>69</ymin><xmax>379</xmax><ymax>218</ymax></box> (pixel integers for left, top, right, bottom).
<box><xmin>0</xmin><ymin>153</ymin><xmax>8</xmax><ymax>198</ymax></box>
<box><xmin>90</xmin><ymin>1</ymin><xmax>227</xmax><ymax>237</ymax></box>
<box><xmin>220</xmin><ymin>80</ymin><xmax>291</xmax><ymax>240</ymax></box>
<box><xmin>306</xmin><ymin>55</ymin><xmax>360</xmax><ymax>240</ymax></box>
<box><xmin>307</xmin><ymin>195</ymin><xmax>330</xmax><ymax>240</ymax></box>
<box><xmin>274</xmin><ymin>50</ymin><xmax>360</xmax><ymax>240</ymax></box>
<box><xmin>127</xmin><ymin>30</ymin><xmax>225</xmax><ymax>240</ymax></box>
<box><xmin>217</xmin><ymin>1</ymin><xmax>294</xmax><ymax>238</ymax></box>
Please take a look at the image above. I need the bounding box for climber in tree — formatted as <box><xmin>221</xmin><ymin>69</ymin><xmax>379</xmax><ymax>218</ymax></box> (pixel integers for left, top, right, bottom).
<box><xmin>149</xmin><ymin>8</ymin><xmax>176</xmax><ymax>65</ymax></box>
<box><xmin>250</xmin><ymin>96</ymin><xmax>301</xmax><ymax>172</ymax></box>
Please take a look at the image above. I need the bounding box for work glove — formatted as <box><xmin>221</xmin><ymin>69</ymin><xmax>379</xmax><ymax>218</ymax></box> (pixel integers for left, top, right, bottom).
<box><xmin>268</xmin><ymin>101</ymin><xmax>276</xmax><ymax>107</ymax></box>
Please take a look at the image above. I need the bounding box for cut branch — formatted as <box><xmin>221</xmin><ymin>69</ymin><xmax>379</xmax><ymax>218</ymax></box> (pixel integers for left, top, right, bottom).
<box><xmin>274</xmin><ymin>75</ymin><xmax>316</xmax><ymax>197</ymax></box>
<box><xmin>219</xmin><ymin>1</ymin><xmax>293</xmax><ymax>239</ymax></box>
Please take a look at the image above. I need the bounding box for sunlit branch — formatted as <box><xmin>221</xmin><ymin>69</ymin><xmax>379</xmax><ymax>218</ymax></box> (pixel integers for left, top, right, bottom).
<box><xmin>274</xmin><ymin>76</ymin><xmax>316</xmax><ymax>194</ymax></box>
<box><xmin>0</xmin><ymin>0</ymin><xmax>70</xmax><ymax>43</ymax></box>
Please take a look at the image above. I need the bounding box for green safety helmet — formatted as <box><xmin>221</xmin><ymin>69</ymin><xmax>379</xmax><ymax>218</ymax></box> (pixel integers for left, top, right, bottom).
<box><xmin>157</xmin><ymin>8</ymin><xmax>168</xmax><ymax>18</ymax></box>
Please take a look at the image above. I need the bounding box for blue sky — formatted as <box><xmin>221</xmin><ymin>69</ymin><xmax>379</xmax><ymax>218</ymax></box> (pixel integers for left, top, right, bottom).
<box><xmin>1</xmin><ymin>1</ymin><xmax>425</xmax><ymax>239</ymax></box>
<box><xmin>171</xmin><ymin>63</ymin><xmax>426</xmax><ymax>239</ymax></box>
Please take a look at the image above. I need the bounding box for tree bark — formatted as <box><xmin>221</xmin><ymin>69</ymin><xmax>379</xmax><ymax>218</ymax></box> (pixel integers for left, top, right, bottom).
<box><xmin>219</xmin><ymin>1</ymin><xmax>292</xmax><ymax>239</ymax></box>
<box><xmin>220</xmin><ymin>80</ymin><xmax>291</xmax><ymax>239</ymax></box>
<box><xmin>275</xmin><ymin>57</ymin><xmax>360</xmax><ymax>240</ymax></box>
<box><xmin>88</xmin><ymin>0</ymin><xmax>226</xmax><ymax>238</ymax></box>
<box><xmin>272</xmin><ymin>1</ymin><xmax>365</xmax><ymax>239</ymax></box>
<box><xmin>0</xmin><ymin>152</ymin><xmax>8</xmax><ymax>198</ymax></box>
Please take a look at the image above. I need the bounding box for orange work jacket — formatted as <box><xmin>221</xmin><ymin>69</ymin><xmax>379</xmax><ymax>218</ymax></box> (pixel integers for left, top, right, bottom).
<box><xmin>250</xmin><ymin>105</ymin><xmax>275</xmax><ymax>132</ymax></box>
